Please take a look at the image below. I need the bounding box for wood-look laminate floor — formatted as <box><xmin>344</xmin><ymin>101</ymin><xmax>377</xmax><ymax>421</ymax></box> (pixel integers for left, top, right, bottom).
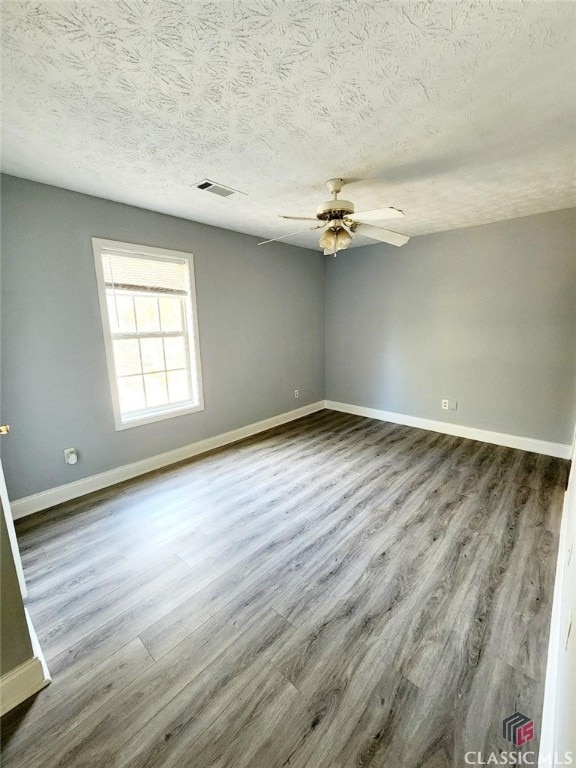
<box><xmin>1</xmin><ymin>410</ymin><xmax>568</xmax><ymax>768</ymax></box>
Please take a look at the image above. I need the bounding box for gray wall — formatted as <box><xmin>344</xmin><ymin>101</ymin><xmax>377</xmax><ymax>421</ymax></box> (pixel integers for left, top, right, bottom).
<box><xmin>326</xmin><ymin>208</ymin><xmax>576</xmax><ymax>444</ymax></box>
<box><xmin>1</xmin><ymin>500</ymin><xmax>34</xmax><ymax>674</ymax></box>
<box><xmin>0</xmin><ymin>175</ymin><xmax>325</xmax><ymax>500</ymax></box>
<box><xmin>3</xmin><ymin>174</ymin><xmax>575</xmax><ymax>503</ymax></box>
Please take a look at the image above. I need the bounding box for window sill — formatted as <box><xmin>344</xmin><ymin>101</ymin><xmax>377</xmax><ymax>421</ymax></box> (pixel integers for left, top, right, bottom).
<box><xmin>114</xmin><ymin>401</ymin><xmax>205</xmax><ymax>431</ymax></box>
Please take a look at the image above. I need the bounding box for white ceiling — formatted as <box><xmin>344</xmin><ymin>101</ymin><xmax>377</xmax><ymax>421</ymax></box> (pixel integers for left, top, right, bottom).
<box><xmin>2</xmin><ymin>1</ymin><xmax>576</xmax><ymax>250</ymax></box>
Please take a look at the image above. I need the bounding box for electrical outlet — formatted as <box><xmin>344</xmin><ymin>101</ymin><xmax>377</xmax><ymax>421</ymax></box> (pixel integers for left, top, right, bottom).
<box><xmin>442</xmin><ymin>399</ymin><xmax>458</xmax><ymax>411</ymax></box>
<box><xmin>441</xmin><ymin>400</ymin><xmax>449</xmax><ymax>410</ymax></box>
<box><xmin>294</xmin><ymin>389</ymin><xmax>299</xmax><ymax>398</ymax></box>
<box><xmin>64</xmin><ymin>448</ymin><xmax>78</xmax><ymax>465</ymax></box>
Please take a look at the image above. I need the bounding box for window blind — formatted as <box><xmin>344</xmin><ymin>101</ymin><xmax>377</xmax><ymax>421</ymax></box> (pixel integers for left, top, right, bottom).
<box><xmin>102</xmin><ymin>250</ymin><xmax>189</xmax><ymax>295</ymax></box>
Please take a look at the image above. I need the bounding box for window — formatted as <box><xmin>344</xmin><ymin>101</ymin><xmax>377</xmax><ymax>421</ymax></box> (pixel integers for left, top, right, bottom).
<box><xmin>92</xmin><ymin>239</ymin><xmax>204</xmax><ymax>430</ymax></box>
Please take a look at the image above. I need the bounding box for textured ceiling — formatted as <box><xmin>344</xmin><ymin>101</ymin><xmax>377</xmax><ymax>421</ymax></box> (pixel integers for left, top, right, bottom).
<box><xmin>2</xmin><ymin>0</ymin><xmax>576</xmax><ymax>250</ymax></box>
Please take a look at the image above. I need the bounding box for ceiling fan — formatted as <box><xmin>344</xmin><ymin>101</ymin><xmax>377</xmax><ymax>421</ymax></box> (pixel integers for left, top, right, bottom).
<box><xmin>258</xmin><ymin>178</ymin><xmax>410</xmax><ymax>254</ymax></box>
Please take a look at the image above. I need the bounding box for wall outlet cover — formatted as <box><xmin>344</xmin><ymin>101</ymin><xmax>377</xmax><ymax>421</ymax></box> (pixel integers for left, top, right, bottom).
<box><xmin>64</xmin><ymin>448</ymin><xmax>78</xmax><ymax>465</ymax></box>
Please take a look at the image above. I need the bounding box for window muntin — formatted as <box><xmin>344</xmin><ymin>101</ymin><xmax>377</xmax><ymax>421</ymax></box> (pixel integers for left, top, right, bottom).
<box><xmin>93</xmin><ymin>239</ymin><xmax>204</xmax><ymax>430</ymax></box>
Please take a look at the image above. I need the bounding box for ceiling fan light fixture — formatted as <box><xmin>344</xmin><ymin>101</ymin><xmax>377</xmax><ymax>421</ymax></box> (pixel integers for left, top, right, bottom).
<box><xmin>274</xmin><ymin>179</ymin><xmax>410</xmax><ymax>251</ymax></box>
<box><xmin>319</xmin><ymin>227</ymin><xmax>338</xmax><ymax>252</ymax></box>
<box><xmin>336</xmin><ymin>226</ymin><xmax>353</xmax><ymax>250</ymax></box>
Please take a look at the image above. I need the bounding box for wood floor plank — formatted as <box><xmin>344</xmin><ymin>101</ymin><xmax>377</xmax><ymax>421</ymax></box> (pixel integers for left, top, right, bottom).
<box><xmin>42</xmin><ymin>559</ymin><xmax>233</xmax><ymax>685</ymax></box>
<box><xmin>185</xmin><ymin>668</ymin><xmax>301</xmax><ymax>768</ymax></box>
<box><xmin>3</xmin><ymin>410</ymin><xmax>567</xmax><ymax>768</ymax></box>
<box><xmin>24</xmin><ymin>608</ymin><xmax>296</xmax><ymax>768</ymax></box>
<box><xmin>35</xmin><ymin>556</ymin><xmax>192</xmax><ymax>660</ymax></box>
<box><xmin>1</xmin><ymin>638</ymin><xmax>153</xmax><ymax>767</ymax></box>
<box><xmin>139</xmin><ymin>459</ymin><xmax>404</xmax><ymax>661</ymax></box>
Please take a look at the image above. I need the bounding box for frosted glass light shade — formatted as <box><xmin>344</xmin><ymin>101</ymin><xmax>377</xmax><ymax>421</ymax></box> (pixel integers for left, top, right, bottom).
<box><xmin>319</xmin><ymin>228</ymin><xmax>337</xmax><ymax>251</ymax></box>
<box><xmin>336</xmin><ymin>227</ymin><xmax>353</xmax><ymax>249</ymax></box>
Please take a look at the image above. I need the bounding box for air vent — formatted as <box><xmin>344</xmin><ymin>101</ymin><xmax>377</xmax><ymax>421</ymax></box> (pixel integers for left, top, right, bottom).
<box><xmin>192</xmin><ymin>179</ymin><xmax>245</xmax><ymax>198</ymax></box>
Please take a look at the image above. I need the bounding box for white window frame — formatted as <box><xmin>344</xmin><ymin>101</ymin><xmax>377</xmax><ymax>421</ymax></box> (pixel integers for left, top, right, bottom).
<box><xmin>92</xmin><ymin>238</ymin><xmax>205</xmax><ymax>431</ymax></box>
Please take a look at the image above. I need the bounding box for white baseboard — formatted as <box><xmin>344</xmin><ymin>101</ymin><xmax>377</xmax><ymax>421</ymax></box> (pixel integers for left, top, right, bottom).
<box><xmin>324</xmin><ymin>400</ymin><xmax>572</xmax><ymax>459</ymax></box>
<box><xmin>9</xmin><ymin>399</ymin><xmax>570</xmax><ymax>521</ymax></box>
<box><xmin>0</xmin><ymin>657</ymin><xmax>47</xmax><ymax>717</ymax></box>
<box><xmin>25</xmin><ymin>608</ymin><xmax>51</xmax><ymax>690</ymax></box>
<box><xmin>10</xmin><ymin>402</ymin><xmax>325</xmax><ymax>520</ymax></box>
<box><xmin>0</xmin><ymin>611</ymin><xmax>50</xmax><ymax>716</ymax></box>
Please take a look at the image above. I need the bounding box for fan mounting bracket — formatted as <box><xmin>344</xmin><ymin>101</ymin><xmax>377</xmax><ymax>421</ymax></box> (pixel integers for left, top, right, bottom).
<box><xmin>326</xmin><ymin>178</ymin><xmax>345</xmax><ymax>195</ymax></box>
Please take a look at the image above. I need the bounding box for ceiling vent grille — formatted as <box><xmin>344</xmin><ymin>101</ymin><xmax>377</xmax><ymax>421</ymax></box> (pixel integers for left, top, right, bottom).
<box><xmin>192</xmin><ymin>179</ymin><xmax>244</xmax><ymax>198</ymax></box>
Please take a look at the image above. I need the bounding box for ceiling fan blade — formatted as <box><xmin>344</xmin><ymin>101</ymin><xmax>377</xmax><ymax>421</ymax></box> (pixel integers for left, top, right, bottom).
<box><xmin>258</xmin><ymin>224</ymin><xmax>325</xmax><ymax>246</ymax></box>
<box><xmin>354</xmin><ymin>223</ymin><xmax>410</xmax><ymax>247</ymax></box>
<box><xmin>279</xmin><ymin>215</ymin><xmax>319</xmax><ymax>221</ymax></box>
<box><xmin>348</xmin><ymin>207</ymin><xmax>405</xmax><ymax>223</ymax></box>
